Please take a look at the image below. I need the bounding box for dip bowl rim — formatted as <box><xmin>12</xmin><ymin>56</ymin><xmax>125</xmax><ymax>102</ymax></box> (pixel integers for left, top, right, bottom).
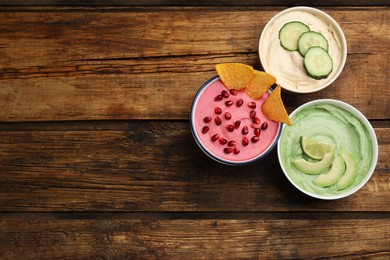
<box><xmin>258</xmin><ymin>6</ymin><xmax>348</xmax><ymax>94</ymax></box>
<box><xmin>277</xmin><ymin>99</ymin><xmax>378</xmax><ymax>200</ymax></box>
<box><xmin>190</xmin><ymin>75</ymin><xmax>283</xmax><ymax>166</ymax></box>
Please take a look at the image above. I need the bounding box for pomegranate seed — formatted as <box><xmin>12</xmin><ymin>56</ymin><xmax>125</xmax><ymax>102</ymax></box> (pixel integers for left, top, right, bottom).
<box><xmin>249</xmin><ymin>110</ymin><xmax>256</xmax><ymax>119</ymax></box>
<box><xmin>233</xmin><ymin>146</ymin><xmax>240</xmax><ymax>154</ymax></box>
<box><xmin>221</xmin><ymin>90</ymin><xmax>230</xmax><ymax>98</ymax></box>
<box><xmin>215</xmin><ymin>116</ymin><xmax>222</xmax><ymax>125</ymax></box>
<box><xmin>211</xmin><ymin>134</ymin><xmax>220</xmax><ymax>142</ymax></box>
<box><xmin>234</xmin><ymin>120</ymin><xmax>241</xmax><ymax>129</ymax></box>
<box><xmin>248</xmin><ymin>102</ymin><xmax>256</xmax><ymax>109</ymax></box>
<box><xmin>228</xmin><ymin>140</ymin><xmax>237</xmax><ymax>147</ymax></box>
<box><xmin>251</xmin><ymin>136</ymin><xmax>259</xmax><ymax>143</ymax></box>
<box><xmin>242</xmin><ymin>125</ymin><xmax>249</xmax><ymax>135</ymax></box>
<box><xmin>203</xmin><ymin>116</ymin><xmax>212</xmax><ymax>123</ymax></box>
<box><xmin>202</xmin><ymin>126</ymin><xmax>209</xmax><ymax>134</ymax></box>
<box><xmin>214</xmin><ymin>95</ymin><xmax>223</xmax><ymax>101</ymax></box>
<box><xmin>253</xmin><ymin>116</ymin><xmax>261</xmax><ymax>124</ymax></box>
<box><xmin>219</xmin><ymin>137</ymin><xmax>227</xmax><ymax>145</ymax></box>
<box><xmin>226</xmin><ymin>124</ymin><xmax>235</xmax><ymax>132</ymax></box>
<box><xmin>225</xmin><ymin>100</ymin><xmax>233</xmax><ymax>106</ymax></box>
<box><xmin>229</xmin><ymin>89</ymin><xmax>238</xmax><ymax>96</ymax></box>
<box><xmin>261</xmin><ymin>122</ymin><xmax>268</xmax><ymax>130</ymax></box>
<box><xmin>242</xmin><ymin>137</ymin><xmax>249</xmax><ymax>146</ymax></box>
<box><xmin>254</xmin><ymin>128</ymin><xmax>261</xmax><ymax>137</ymax></box>
<box><xmin>224</xmin><ymin>147</ymin><xmax>233</xmax><ymax>154</ymax></box>
<box><xmin>236</xmin><ymin>99</ymin><xmax>243</xmax><ymax>107</ymax></box>
<box><xmin>215</xmin><ymin>107</ymin><xmax>222</xmax><ymax>114</ymax></box>
<box><xmin>224</xmin><ymin>112</ymin><xmax>231</xmax><ymax>120</ymax></box>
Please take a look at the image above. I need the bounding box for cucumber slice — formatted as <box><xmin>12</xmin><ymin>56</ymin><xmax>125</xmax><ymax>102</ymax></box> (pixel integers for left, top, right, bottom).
<box><xmin>303</xmin><ymin>46</ymin><xmax>333</xmax><ymax>79</ymax></box>
<box><xmin>279</xmin><ymin>21</ymin><xmax>310</xmax><ymax>51</ymax></box>
<box><xmin>298</xmin><ymin>31</ymin><xmax>329</xmax><ymax>56</ymax></box>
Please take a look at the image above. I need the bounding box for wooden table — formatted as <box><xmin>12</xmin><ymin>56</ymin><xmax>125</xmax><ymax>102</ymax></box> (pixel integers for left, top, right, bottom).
<box><xmin>0</xmin><ymin>1</ymin><xmax>389</xmax><ymax>259</ymax></box>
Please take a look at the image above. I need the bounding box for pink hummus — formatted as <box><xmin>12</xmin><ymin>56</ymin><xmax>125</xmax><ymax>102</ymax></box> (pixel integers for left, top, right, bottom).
<box><xmin>193</xmin><ymin>77</ymin><xmax>280</xmax><ymax>162</ymax></box>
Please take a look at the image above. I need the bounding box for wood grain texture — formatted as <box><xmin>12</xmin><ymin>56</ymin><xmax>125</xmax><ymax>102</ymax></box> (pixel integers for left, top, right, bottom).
<box><xmin>0</xmin><ymin>121</ymin><xmax>388</xmax><ymax>212</ymax></box>
<box><xmin>0</xmin><ymin>0</ymin><xmax>389</xmax><ymax>6</ymax></box>
<box><xmin>0</xmin><ymin>5</ymin><xmax>389</xmax><ymax>259</ymax></box>
<box><xmin>0</xmin><ymin>217</ymin><xmax>389</xmax><ymax>259</ymax></box>
<box><xmin>0</xmin><ymin>7</ymin><xmax>389</xmax><ymax>121</ymax></box>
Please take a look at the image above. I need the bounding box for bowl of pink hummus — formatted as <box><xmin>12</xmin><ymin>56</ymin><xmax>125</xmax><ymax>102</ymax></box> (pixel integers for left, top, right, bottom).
<box><xmin>190</xmin><ymin>76</ymin><xmax>282</xmax><ymax>165</ymax></box>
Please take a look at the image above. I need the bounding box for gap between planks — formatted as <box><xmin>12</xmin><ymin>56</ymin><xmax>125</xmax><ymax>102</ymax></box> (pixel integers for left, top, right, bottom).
<box><xmin>0</xmin><ymin>119</ymin><xmax>389</xmax><ymax>131</ymax></box>
<box><xmin>1</xmin><ymin>211</ymin><xmax>390</xmax><ymax>220</ymax></box>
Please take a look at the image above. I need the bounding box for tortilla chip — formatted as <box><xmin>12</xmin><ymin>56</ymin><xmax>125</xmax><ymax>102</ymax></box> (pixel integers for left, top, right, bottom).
<box><xmin>215</xmin><ymin>63</ymin><xmax>253</xmax><ymax>90</ymax></box>
<box><xmin>246</xmin><ymin>70</ymin><xmax>277</xmax><ymax>99</ymax></box>
<box><xmin>262</xmin><ymin>85</ymin><xmax>292</xmax><ymax>126</ymax></box>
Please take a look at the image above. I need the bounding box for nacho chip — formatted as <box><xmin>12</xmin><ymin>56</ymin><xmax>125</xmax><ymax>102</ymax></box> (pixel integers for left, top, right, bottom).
<box><xmin>246</xmin><ymin>70</ymin><xmax>277</xmax><ymax>99</ymax></box>
<box><xmin>262</xmin><ymin>85</ymin><xmax>292</xmax><ymax>126</ymax></box>
<box><xmin>215</xmin><ymin>63</ymin><xmax>253</xmax><ymax>90</ymax></box>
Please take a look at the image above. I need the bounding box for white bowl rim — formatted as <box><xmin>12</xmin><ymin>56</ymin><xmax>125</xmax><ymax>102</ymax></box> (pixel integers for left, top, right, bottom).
<box><xmin>277</xmin><ymin>99</ymin><xmax>378</xmax><ymax>200</ymax></box>
<box><xmin>190</xmin><ymin>76</ymin><xmax>283</xmax><ymax>166</ymax></box>
<box><xmin>258</xmin><ymin>6</ymin><xmax>348</xmax><ymax>94</ymax></box>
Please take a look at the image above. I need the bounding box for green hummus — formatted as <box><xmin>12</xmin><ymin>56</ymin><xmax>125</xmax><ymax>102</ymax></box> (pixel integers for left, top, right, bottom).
<box><xmin>279</xmin><ymin>103</ymin><xmax>373</xmax><ymax>196</ymax></box>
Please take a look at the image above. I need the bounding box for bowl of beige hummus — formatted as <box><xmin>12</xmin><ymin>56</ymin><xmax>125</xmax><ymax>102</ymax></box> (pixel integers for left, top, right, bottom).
<box><xmin>277</xmin><ymin>99</ymin><xmax>378</xmax><ymax>200</ymax></box>
<box><xmin>259</xmin><ymin>6</ymin><xmax>347</xmax><ymax>93</ymax></box>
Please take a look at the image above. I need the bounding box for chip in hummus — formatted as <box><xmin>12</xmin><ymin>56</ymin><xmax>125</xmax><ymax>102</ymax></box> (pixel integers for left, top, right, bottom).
<box><xmin>215</xmin><ymin>63</ymin><xmax>253</xmax><ymax>90</ymax></box>
<box><xmin>262</xmin><ymin>85</ymin><xmax>292</xmax><ymax>126</ymax></box>
<box><xmin>246</xmin><ymin>70</ymin><xmax>277</xmax><ymax>99</ymax></box>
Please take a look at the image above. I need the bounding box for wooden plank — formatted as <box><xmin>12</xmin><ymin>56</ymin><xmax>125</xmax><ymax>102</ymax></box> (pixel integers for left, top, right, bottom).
<box><xmin>0</xmin><ymin>7</ymin><xmax>389</xmax><ymax>121</ymax></box>
<box><xmin>0</xmin><ymin>1</ymin><xmax>388</xmax><ymax>6</ymax></box>
<box><xmin>0</xmin><ymin>217</ymin><xmax>389</xmax><ymax>259</ymax></box>
<box><xmin>0</xmin><ymin>121</ymin><xmax>388</xmax><ymax>212</ymax></box>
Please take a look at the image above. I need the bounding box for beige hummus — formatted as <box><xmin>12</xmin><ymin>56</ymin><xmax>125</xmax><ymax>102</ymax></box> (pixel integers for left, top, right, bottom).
<box><xmin>260</xmin><ymin>10</ymin><xmax>343</xmax><ymax>91</ymax></box>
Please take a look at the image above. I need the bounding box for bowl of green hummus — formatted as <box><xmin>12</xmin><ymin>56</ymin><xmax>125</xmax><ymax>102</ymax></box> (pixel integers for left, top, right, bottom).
<box><xmin>277</xmin><ymin>99</ymin><xmax>378</xmax><ymax>200</ymax></box>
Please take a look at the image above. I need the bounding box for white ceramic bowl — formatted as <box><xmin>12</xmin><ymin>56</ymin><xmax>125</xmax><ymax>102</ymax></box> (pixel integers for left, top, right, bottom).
<box><xmin>277</xmin><ymin>99</ymin><xmax>378</xmax><ymax>200</ymax></box>
<box><xmin>259</xmin><ymin>6</ymin><xmax>347</xmax><ymax>93</ymax></box>
<box><xmin>190</xmin><ymin>76</ymin><xmax>282</xmax><ymax>166</ymax></box>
